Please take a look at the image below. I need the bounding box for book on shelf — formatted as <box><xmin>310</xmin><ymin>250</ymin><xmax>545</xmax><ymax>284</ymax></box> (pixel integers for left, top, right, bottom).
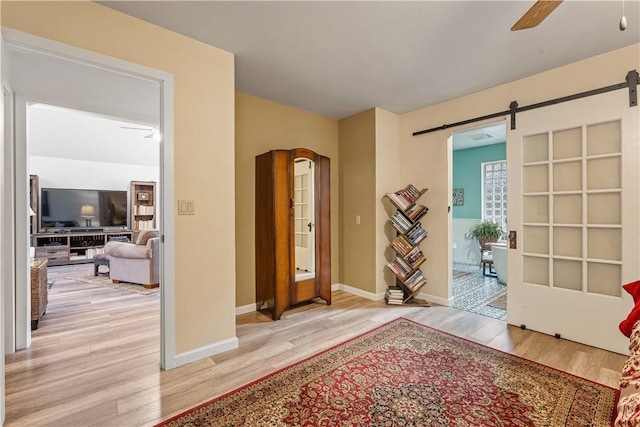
<box><xmin>403</xmin><ymin>269</ymin><xmax>427</xmax><ymax>292</ymax></box>
<box><xmin>136</xmin><ymin>220</ymin><xmax>155</xmax><ymax>230</ymax></box>
<box><xmin>385</xmin><ymin>287</ymin><xmax>405</xmax><ymax>305</ymax></box>
<box><xmin>406</xmin><ymin>226</ymin><xmax>427</xmax><ymax>245</ymax></box>
<box><xmin>390</xmin><ymin>210</ymin><xmax>412</xmax><ymax>233</ymax></box>
<box><xmin>387</xmin><ymin>257</ymin><xmax>413</xmax><ymax>278</ymax></box>
<box><xmin>136</xmin><ymin>205</ymin><xmax>154</xmax><ymax>215</ymax></box>
<box><xmin>386</xmin><ymin>184</ymin><xmax>424</xmax><ymax>211</ymax></box>
<box><xmin>405</xmin><ymin>204</ymin><xmax>429</xmax><ymax>222</ymax></box>
<box><xmin>391</xmin><ymin>235</ymin><xmax>413</xmax><ymax>257</ymax></box>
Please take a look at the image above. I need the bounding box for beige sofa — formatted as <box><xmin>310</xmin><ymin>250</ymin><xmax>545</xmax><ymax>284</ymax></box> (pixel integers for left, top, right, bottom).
<box><xmin>103</xmin><ymin>229</ymin><xmax>159</xmax><ymax>288</ymax></box>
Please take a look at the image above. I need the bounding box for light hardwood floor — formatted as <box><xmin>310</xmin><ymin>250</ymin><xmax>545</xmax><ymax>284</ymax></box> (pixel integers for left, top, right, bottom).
<box><xmin>5</xmin><ymin>264</ymin><xmax>627</xmax><ymax>426</ymax></box>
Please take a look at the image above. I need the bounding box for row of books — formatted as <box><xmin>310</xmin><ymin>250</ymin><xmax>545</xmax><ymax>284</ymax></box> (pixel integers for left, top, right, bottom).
<box><xmin>135</xmin><ymin>205</ymin><xmax>154</xmax><ymax>215</ymax></box>
<box><xmin>404</xmin><ymin>246</ymin><xmax>425</xmax><ymax>266</ymax></box>
<box><xmin>403</xmin><ymin>269</ymin><xmax>427</xmax><ymax>292</ymax></box>
<box><xmin>406</xmin><ymin>225</ymin><xmax>427</xmax><ymax>245</ymax></box>
<box><xmin>387</xmin><ymin>254</ymin><xmax>426</xmax><ymax>279</ymax></box>
<box><xmin>390</xmin><ymin>210</ymin><xmax>417</xmax><ymax>234</ymax></box>
<box><xmin>135</xmin><ymin>220</ymin><xmax>155</xmax><ymax>230</ymax></box>
<box><xmin>391</xmin><ymin>235</ymin><xmax>413</xmax><ymax>257</ymax></box>
<box><xmin>405</xmin><ymin>204</ymin><xmax>428</xmax><ymax>222</ymax></box>
<box><xmin>386</xmin><ymin>184</ymin><xmax>423</xmax><ymax>210</ymax></box>
<box><xmin>385</xmin><ymin>286</ymin><xmax>404</xmax><ymax>305</ymax></box>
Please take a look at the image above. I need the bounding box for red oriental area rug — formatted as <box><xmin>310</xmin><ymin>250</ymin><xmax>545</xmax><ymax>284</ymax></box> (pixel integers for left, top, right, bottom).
<box><xmin>157</xmin><ymin>318</ymin><xmax>617</xmax><ymax>426</ymax></box>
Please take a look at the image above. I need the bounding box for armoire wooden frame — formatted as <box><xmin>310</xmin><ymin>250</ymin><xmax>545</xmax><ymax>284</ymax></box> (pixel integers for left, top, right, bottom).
<box><xmin>255</xmin><ymin>148</ymin><xmax>331</xmax><ymax>320</ymax></box>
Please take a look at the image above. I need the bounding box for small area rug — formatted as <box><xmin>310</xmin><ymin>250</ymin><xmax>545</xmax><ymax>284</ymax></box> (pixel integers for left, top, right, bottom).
<box><xmin>487</xmin><ymin>293</ymin><xmax>507</xmax><ymax>310</ymax></box>
<box><xmin>65</xmin><ymin>274</ymin><xmax>158</xmax><ymax>295</ymax></box>
<box><xmin>157</xmin><ymin>318</ymin><xmax>616</xmax><ymax>426</ymax></box>
<box><xmin>452</xmin><ymin>269</ymin><xmax>472</xmax><ymax>280</ymax></box>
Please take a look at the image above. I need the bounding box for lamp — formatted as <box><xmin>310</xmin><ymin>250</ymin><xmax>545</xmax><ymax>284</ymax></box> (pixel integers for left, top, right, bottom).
<box><xmin>80</xmin><ymin>205</ymin><xmax>96</xmax><ymax>227</ymax></box>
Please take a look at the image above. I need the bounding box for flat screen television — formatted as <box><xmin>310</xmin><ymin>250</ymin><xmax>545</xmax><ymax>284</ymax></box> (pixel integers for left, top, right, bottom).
<box><xmin>40</xmin><ymin>188</ymin><xmax>128</xmax><ymax>231</ymax></box>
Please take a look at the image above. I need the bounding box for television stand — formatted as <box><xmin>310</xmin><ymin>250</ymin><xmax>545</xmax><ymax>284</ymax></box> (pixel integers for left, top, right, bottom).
<box><xmin>33</xmin><ymin>230</ymin><xmax>133</xmax><ymax>265</ymax></box>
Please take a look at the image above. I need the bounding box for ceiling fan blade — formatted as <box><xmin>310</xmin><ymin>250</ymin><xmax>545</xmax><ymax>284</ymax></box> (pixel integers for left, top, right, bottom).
<box><xmin>511</xmin><ymin>0</ymin><xmax>563</xmax><ymax>31</ymax></box>
<box><xmin>121</xmin><ymin>126</ymin><xmax>153</xmax><ymax>131</ymax></box>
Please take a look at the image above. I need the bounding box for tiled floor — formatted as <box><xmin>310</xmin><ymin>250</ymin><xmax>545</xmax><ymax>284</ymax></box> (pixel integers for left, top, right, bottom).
<box><xmin>452</xmin><ymin>262</ymin><xmax>507</xmax><ymax>321</ymax></box>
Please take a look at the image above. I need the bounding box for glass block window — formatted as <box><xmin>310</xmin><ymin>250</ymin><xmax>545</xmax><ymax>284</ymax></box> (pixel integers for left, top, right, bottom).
<box><xmin>482</xmin><ymin>160</ymin><xmax>507</xmax><ymax>233</ymax></box>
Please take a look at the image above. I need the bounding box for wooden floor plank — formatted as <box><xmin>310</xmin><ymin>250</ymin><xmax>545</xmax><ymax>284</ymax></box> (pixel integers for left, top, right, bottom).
<box><xmin>3</xmin><ymin>263</ymin><xmax>627</xmax><ymax>426</ymax></box>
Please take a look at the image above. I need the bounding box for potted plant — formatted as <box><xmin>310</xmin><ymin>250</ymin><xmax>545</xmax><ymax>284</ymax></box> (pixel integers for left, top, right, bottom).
<box><xmin>466</xmin><ymin>220</ymin><xmax>504</xmax><ymax>249</ymax></box>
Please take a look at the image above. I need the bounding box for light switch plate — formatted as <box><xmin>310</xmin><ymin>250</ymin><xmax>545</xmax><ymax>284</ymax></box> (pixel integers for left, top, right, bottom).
<box><xmin>178</xmin><ymin>200</ymin><xmax>195</xmax><ymax>215</ymax></box>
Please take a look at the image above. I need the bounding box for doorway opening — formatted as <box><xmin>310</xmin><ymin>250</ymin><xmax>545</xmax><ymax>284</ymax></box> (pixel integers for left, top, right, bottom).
<box><xmin>2</xmin><ymin>26</ymin><xmax>175</xmax><ymax>390</ymax></box>
<box><xmin>450</xmin><ymin>121</ymin><xmax>507</xmax><ymax>320</ymax></box>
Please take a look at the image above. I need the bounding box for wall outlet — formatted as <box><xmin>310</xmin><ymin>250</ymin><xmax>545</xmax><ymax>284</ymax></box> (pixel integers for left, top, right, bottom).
<box><xmin>355</xmin><ymin>215</ymin><xmax>361</xmax><ymax>225</ymax></box>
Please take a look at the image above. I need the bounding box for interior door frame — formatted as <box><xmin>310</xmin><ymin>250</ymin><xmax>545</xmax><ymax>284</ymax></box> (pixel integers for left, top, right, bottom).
<box><xmin>1</xmin><ymin>28</ymin><xmax>177</xmax><ymax>369</ymax></box>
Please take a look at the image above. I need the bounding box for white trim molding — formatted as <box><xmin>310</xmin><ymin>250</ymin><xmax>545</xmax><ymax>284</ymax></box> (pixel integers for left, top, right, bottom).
<box><xmin>174</xmin><ymin>337</ymin><xmax>239</xmax><ymax>368</ymax></box>
<box><xmin>331</xmin><ymin>283</ymin><xmax>386</xmax><ymax>301</ymax></box>
<box><xmin>236</xmin><ymin>303</ymin><xmax>257</xmax><ymax>316</ymax></box>
<box><xmin>417</xmin><ymin>292</ymin><xmax>451</xmax><ymax>307</ymax></box>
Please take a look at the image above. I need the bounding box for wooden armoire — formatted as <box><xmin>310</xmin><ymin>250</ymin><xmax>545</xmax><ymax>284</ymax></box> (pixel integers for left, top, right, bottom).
<box><xmin>255</xmin><ymin>148</ymin><xmax>331</xmax><ymax>320</ymax></box>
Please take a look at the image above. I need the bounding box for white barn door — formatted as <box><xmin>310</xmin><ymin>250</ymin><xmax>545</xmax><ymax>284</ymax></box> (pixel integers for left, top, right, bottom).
<box><xmin>507</xmin><ymin>89</ymin><xmax>639</xmax><ymax>355</ymax></box>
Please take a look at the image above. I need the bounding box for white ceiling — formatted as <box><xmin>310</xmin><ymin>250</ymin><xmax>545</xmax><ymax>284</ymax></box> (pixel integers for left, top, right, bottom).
<box><xmin>452</xmin><ymin>122</ymin><xmax>506</xmax><ymax>151</ymax></box>
<box><xmin>28</xmin><ymin>104</ymin><xmax>160</xmax><ymax>167</ymax></box>
<box><xmin>99</xmin><ymin>1</ymin><xmax>640</xmax><ymax>120</ymax></box>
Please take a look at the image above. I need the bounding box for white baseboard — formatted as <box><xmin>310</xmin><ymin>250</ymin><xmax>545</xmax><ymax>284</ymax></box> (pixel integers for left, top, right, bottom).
<box><xmin>236</xmin><ymin>302</ymin><xmax>257</xmax><ymax>316</ymax></box>
<box><xmin>235</xmin><ymin>282</ymin><xmax>430</xmax><ymax>314</ymax></box>
<box><xmin>417</xmin><ymin>292</ymin><xmax>451</xmax><ymax>307</ymax></box>
<box><xmin>174</xmin><ymin>336</ymin><xmax>239</xmax><ymax>368</ymax></box>
<box><xmin>332</xmin><ymin>283</ymin><xmax>385</xmax><ymax>301</ymax></box>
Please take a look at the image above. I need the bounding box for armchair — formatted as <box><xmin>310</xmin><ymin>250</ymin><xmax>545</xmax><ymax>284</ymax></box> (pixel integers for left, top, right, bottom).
<box><xmin>103</xmin><ymin>229</ymin><xmax>160</xmax><ymax>288</ymax></box>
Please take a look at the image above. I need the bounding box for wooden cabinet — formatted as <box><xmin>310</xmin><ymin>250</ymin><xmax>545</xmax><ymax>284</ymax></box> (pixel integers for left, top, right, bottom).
<box><xmin>384</xmin><ymin>184</ymin><xmax>430</xmax><ymax>306</ymax></box>
<box><xmin>255</xmin><ymin>148</ymin><xmax>331</xmax><ymax>320</ymax></box>
<box><xmin>33</xmin><ymin>231</ymin><xmax>133</xmax><ymax>265</ymax></box>
<box><xmin>130</xmin><ymin>181</ymin><xmax>156</xmax><ymax>237</ymax></box>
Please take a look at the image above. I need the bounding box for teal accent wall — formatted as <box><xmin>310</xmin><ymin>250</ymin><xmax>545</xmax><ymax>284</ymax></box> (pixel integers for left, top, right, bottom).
<box><xmin>453</xmin><ymin>142</ymin><xmax>506</xmax><ymax>219</ymax></box>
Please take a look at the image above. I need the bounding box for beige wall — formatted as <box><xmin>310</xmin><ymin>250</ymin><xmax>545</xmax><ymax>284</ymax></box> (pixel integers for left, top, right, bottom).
<box><xmin>399</xmin><ymin>43</ymin><xmax>640</xmax><ymax>303</ymax></box>
<box><xmin>338</xmin><ymin>109</ymin><xmax>376</xmax><ymax>292</ymax></box>
<box><xmin>2</xmin><ymin>1</ymin><xmax>237</xmax><ymax>354</ymax></box>
<box><xmin>235</xmin><ymin>92</ymin><xmax>339</xmax><ymax>307</ymax></box>
<box><xmin>374</xmin><ymin>108</ymin><xmax>402</xmax><ymax>295</ymax></box>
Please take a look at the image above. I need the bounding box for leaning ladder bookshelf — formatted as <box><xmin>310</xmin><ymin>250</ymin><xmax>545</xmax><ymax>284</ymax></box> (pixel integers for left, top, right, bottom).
<box><xmin>384</xmin><ymin>184</ymin><xmax>430</xmax><ymax>307</ymax></box>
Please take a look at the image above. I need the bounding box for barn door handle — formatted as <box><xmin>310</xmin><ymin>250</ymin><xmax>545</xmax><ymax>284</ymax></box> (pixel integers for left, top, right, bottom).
<box><xmin>508</xmin><ymin>230</ymin><xmax>517</xmax><ymax>249</ymax></box>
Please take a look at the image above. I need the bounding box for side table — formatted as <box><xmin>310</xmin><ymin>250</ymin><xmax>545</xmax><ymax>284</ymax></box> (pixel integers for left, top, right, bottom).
<box><xmin>30</xmin><ymin>258</ymin><xmax>48</xmax><ymax>330</ymax></box>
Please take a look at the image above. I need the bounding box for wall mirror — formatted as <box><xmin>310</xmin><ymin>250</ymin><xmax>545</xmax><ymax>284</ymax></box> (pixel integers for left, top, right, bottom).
<box><xmin>294</xmin><ymin>158</ymin><xmax>315</xmax><ymax>281</ymax></box>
